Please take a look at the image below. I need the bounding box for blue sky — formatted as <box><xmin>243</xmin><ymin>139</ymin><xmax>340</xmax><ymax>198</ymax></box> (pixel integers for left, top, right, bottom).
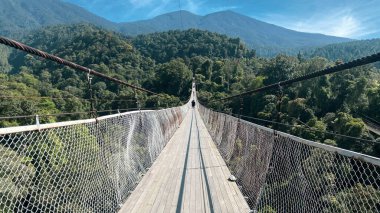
<box><xmin>63</xmin><ymin>0</ymin><xmax>380</xmax><ymax>39</ymax></box>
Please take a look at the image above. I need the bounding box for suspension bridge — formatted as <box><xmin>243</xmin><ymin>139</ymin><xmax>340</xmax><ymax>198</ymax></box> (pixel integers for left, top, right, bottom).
<box><xmin>0</xmin><ymin>37</ymin><xmax>380</xmax><ymax>212</ymax></box>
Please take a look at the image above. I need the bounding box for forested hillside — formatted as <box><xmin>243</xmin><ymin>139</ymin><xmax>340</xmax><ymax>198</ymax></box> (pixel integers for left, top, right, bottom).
<box><xmin>193</xmin><ymin>53</ymin><xmax>380</xmax><ymax>157</ymax></box>
<box><xmin>306</xmin><ymin>39</ymin><xmax>380</xmax><ymax>66</ymax></box>
<box><xmin>120</xmin><ymin>10</ymin><xmax>351</xmax><ymax>56</ymax></box>
<box><xmin>132</xmin><ymin>29</ymin><xmax>255</xmax><ymax>63</ymax></box>
<box><xmin>0</xmin><ymin>24</ymin><xmax>183</xmax><ymax>127</ymax></box>
<box><xmin>0</xmin><ymin>0</ymin><xmax>353</xmax><ymax>57</ymax></box>
<box><xmin>1</xmin><ymin>24</ymin><xmax>379</xmax><ymax>158</ymax></box>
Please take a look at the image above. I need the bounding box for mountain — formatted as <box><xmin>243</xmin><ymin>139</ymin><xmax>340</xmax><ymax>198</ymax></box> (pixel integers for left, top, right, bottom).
<box><xmin>119</xmin><ymin>10</ymin><xmax>352</xmax><ymax>56</ymax></box>
<box><xmin>0</xmin><ymin>1</ymin><xmax>352</xmax><ymax>56</ymax></box>
<box><xmin>0</xmin><ymin>0</ymin><xmax>116</xmax><ymax>37</ymax></box>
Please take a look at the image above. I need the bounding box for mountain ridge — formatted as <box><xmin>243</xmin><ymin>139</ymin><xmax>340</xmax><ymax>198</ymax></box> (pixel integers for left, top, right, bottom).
<box><xmin>0</xmin><ymin>0</ymin><xmax>117</xmax><ymax>37</ymax></box>
<box><xmin>118</xmin><ymin>10</ymin><xmax>352</xmax><ymax>56</ymax></box>
<box><xmin>0</xmin><ymin>0</ymin><xmax>353</xmax><ymax>56</ymax></box>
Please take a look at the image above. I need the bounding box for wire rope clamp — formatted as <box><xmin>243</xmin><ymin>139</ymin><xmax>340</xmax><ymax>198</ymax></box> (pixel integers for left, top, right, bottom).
<box><xmin>228</xmin><ymin>174</ymin><xmax>237</xmax><ymax>182</ymax></box>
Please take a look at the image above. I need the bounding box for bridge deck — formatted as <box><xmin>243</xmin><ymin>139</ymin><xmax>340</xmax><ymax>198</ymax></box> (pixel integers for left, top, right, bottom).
<box><xmin>119</xmin><ymin>108</ymin><xmax>251</xmax><ymax>213</ymax></box>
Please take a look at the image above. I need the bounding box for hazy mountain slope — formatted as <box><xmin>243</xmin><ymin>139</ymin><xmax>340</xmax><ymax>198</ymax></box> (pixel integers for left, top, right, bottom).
<box><xmin>119</xmin><ymin>10</ymin><xmax>352</xmax><ymax>56</ymax></box>
<box><xmin>118</xmin><ymin>11</ymin><xmax>200</xmax><ymax>36</ymax></box>
<box><xmin>0</xmin><ymin>0</ymin><xmax>353</xmax><ymax>56</ymax></box>
<box><xmin>0</xmin><ymin>0</ymin><xmax>116</xmax><ymax>37</ymax></box>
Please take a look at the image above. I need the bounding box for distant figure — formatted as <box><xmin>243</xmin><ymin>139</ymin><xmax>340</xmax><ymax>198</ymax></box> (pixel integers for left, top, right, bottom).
<box><xmin>191</xmin><ymin>100</ymin><xmax>196</xmax><ymax>108</ymax></box>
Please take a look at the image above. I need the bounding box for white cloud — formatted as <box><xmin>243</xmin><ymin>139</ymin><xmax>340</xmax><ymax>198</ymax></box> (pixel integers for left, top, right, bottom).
<box><xmin>184</xmin><ymin>0</ymin><xmax>204</xmax><ymax>14</ymax></box>
<box><xmin>208</xmin><ymin>6</ymin><xmax>239</xmax><ymax>13</ymax></box>
<box><xmin>292</xmin><ymin>9</ymin><xmax>363</xmax><ymax>37</ymax></box>
<box><xmin>129</xmin><ymin>0</ymin><xmax>154</xmax><ymax>8</ymax></box>
<box><xmin>146</xmin><ymin>0</ymin><xmax>204</xmax><ymax>18</ymax></box>
<box><xmin>261</xmin><ymin>6</ymin><xmax>379</xmax><ymax>39</ymax></box>
<box><xmin>147</xmin><ymin>0</ymin><xmax>172</xmax><ymax>17</ymax></box>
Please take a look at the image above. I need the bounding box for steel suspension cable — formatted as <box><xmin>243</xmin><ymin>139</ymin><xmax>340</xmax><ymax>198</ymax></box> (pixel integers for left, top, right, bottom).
<box><xmin>0</xmin><ymin>107</ymin><xmax>162</xmax><ymax>120</ymax></box>
<box><xmin>0</xmin><ymin>36</ymin><xmax>157</xmax><ymax>95</ymax></box>
<box><xmin>239</xmin><ymin>114</ymin><xmax>379</xmax><ymax>144</ymax></box>
<box><xmin>0</xmin><ymin>95</ymin><xmax>138</xmax><ymax>102</ymax></box>
<box><xmin>208</xmin><ymin>108</ymin><xmax>379</xmax><ymax>144</ymax></box>
<box><xmin>217</xmin><ymin>52</ymin><xmax>380</xmax><ymax>101</ymax></box>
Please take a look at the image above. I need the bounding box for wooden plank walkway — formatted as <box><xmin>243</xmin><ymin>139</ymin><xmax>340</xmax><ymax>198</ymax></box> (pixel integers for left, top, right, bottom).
<box><xmin>119</xmin><ymin>108</ymin><xmax>251</xmax><ymax>213</ymax></box>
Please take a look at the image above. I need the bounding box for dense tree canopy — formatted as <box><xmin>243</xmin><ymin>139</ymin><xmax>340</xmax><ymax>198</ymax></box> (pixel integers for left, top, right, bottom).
<box><xmin>306</xmin><ymin>38</ymin><xmax>380</xmax><ymax>64</ymax></box>
<box><xmin>0</xmin><ymin>24</ymin><xmax>379</xmax><ymax>158</ymax></box>
<box><xmin>132</xmin><ymin>29</ymin><xmax>255</xmax><ymax>63</ymax></box>
<box><xmin>0</xmin><ymin>23</ymin><xmax>379</xmax><ymax>213</ymax></box>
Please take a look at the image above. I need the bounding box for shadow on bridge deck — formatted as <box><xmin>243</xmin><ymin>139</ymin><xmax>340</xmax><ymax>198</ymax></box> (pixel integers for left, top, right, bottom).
<box><xmin>119</xmin><ymin>107</ymin><xmax>250</xmax><ymax>213</ymax></box>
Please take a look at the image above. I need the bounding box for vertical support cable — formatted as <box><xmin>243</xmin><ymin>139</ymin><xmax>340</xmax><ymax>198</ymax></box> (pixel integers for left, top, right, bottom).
<box><xmin>275</xmin><ymin>83</ymin><xmax>283</xmax><ymax>130</ymax></box>
<box><xmin>134</xmin><ymin>88</ymin><xmax>141</xmax><ymax>111</ymax></box>
<box><xmin>87</xmin><ymin>70</ymin><xmax>97</xmax><ymax>118</ymax></box>
<box><xmin>239</xmin><ymin>95</ymin><xmax>243</xmax><ymax>121</ymax></box>
<box><xmin>178</xmin><ymin>0</ymin><xmax>184</xmax><ymax>29</ymax></box>
<box><xmin>35</xmin><ymin>114</ymin><xmax>40</xmax><ymax>131</ymax></box>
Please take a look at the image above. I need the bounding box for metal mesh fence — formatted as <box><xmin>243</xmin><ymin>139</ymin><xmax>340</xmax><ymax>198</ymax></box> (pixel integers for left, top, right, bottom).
<box><xmin>198</xmin><ymin>105</ymin><xmax>380</xmax><ymax>213</ymax></box>
<box><xmin>0</xmin><ymin>105</ymin><xmax>188</xmax><ymax>212</ymax></box>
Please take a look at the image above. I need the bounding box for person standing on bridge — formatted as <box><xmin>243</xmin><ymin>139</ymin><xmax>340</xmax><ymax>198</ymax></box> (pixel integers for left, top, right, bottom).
<box><xmin>191</xmin><ymin>100</ymin><xmax>196</xmax><ymax>107</ymax></box>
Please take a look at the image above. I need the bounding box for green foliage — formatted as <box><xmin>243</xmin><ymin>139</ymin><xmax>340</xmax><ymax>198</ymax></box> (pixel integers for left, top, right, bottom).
<box><xmin>367</xmin><ymin>86</ymin><xmax>380</xmax><ymax>121</ymax></box>
<box><xmin>0</xmin><ymin>0</ymin><xmax>116</xmax><ymax>38</ymax></box>
<box><xmin>0</xmin><ymin>23</ymin><xmax>378</xmax><ymax>158</ymax></box>
<box><xmin>24</xmin><ymin>126</ymin><xmax>104</xmax><ymax>211</ymax></box>
<box><xmin>0</xmin><ymin>145</ymin><xmax>35</xmax><ymax>212</ymax></box>
<box><xmin>0</xmin><ymin>21</ymin><xmax>378</xmax><ymax>212</ymax></box>
<box><xmin>0</xmin><ymin>73</ymin><xmax>59</xmax><ymax>126</ymax></box>
<box><xmin>0</xmin><ymin>46</ymin><xmax>12</xmax><ymax>73</ymax></box>
<box><xmin>133</xmin><ymin>29</ymin><xmax>255</xmax><ymax>63</ymax></box>
<box><xmin>321</xmin><ymin>184</ymin><xmax>380</xmax><ymax>213</ymax></box>
<box><xmin>145</xmin><ymin>94</ymin><xmax>182</xmax><ymax>108</ymax></box>
<box><xmin>0</xmin><ymin>24</ymin><xmax>189</xmax><ymax>126</ymax></box>
<box><xmin>259</xmin><ymin>205</ymin><xmax>277</xmax><ymax>213</ymax></box>
<box><xmin>193</xmin><ymin>53</ymin><xmax>380</xmax><ymax>157</ymax></box>
<box><xmin>307</xmin><ymin>39</ymin><xmax>380</xmax><ymax>66</ymax></box>
<box><xmin>154</xmin><ymin>59</ymin><xmax>193</xmax><ymax>96</ymax></box>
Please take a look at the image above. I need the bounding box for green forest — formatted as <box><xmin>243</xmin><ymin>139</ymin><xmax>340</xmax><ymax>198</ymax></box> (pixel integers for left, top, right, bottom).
<box><xmin>0</xmin><ymin>24</ymin><xmax>379</xmax><ymax>159</ymax></box>
<box><xmin>0</xmin><ymin>23</ymin><xmax>380</xmax><ymax>213</ymax></box>
<box><xmin>306</xmin><ymin>38</ymin><xmax>380</xmax><ymax>64</ymax></box>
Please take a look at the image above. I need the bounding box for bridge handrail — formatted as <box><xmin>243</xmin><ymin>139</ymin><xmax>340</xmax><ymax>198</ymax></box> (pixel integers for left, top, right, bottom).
<box><xmin>0</xmin><ymin>104</ymin><xmax>189</xmax><ymax>212</ymax></box>
<box><xmin>198</xmin><ymin>104</ymin><xmax>380</xmax><ymax>212</ymax></box>
<box><xmin>211</xmin><ymin>108</ymin><xmax>380</xmax><ymax>166</ymax></box>
<box><xmin>0</xmin><ymin>109</ymin><xmax>164</xmax><ymax>135</ymax></box>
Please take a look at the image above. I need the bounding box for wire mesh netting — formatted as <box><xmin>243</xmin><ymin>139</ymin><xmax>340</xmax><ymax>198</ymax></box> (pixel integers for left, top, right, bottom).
<box><xmin>0</xmin><ymin>106</ymin><xmax>188</xmax><ymax>212</ymax></box>
<box><xmin>199</xmin><ymin>105</ymin><xmax>380</xmax><ymax>213</ymax></box>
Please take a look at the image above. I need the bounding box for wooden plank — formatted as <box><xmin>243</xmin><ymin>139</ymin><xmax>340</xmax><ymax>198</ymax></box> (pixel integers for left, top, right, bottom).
<box><xmin>119</xmin><ymin>109</ymin><xmax>251</xmax><ymax>213</ymax></box>
<box><xmin>204</xmin><ymin>136</ymin><xmax>231</xmax><ymax>213</ymax></box>
<box><xmin>189</xmin><ymin>153</ymin><xmax>197</xmax><ymax>212</ymax></box>
<box><xmin>137</xmin><ymin>134</ymin><xmax>180</xmax><ymax>212</ymax></box>
<box><xmin>119</xmin><ymin>111</ymin><xmax>192</xmax><ymax>213</ymax></box>
<box><xmin>204</xmin><ymin>149</ymin><xmax>228</xmax><ymax>213</ymax></box>
<box><xmin>156</xmin><ymin>132</ymin><xmax>185</xmax><ymax>213</ymax></box>
<box><xmin>165</xmin><ymin>114</ymin><xmax>192</xmax><ymax>213</ymax></box>
<box><xmin>194</xmin><ymin>165</ymin><xmax>204</xmax><ymax>213</ymax></box>
<box><xmin>182</xmin><ymin>165</ymin><xmax>190</xmax><ymax>212</ymax></box>
<box><xmin>198</xmin><ymin>111</ymin><xmax>251</xmax><ymax>212</ymax></box>
<box><xmin>151</xmin><ymin>124</ymin><xmax>185</xmax><ymax>213</ymax></box>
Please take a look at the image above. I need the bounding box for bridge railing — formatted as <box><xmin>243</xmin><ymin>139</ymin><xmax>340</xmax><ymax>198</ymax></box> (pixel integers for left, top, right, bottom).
<box><xmin>0</xmin><ymin>105</ymin><xmax>188</xmax><ymax>212</ymax></box>
<box><xmin>199</xmin><ymin>104</ymin><xmax>380</xmax><ymax>212</ymax></box>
